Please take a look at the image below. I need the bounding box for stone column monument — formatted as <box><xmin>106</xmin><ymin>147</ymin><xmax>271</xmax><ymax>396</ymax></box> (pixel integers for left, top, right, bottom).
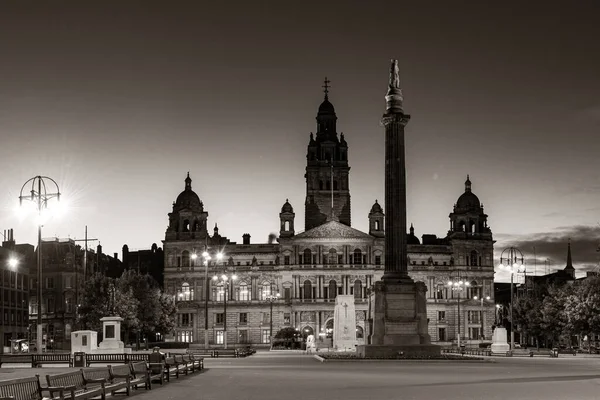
<box><xmin>357</xmin><ymin>60</ymin><xmax>440</xmax><ymax>358</ymax></box>
<box><xmin>333</xmin><ymin>295</ymin><xmax>357</xmax><ymax>351</ymax></box>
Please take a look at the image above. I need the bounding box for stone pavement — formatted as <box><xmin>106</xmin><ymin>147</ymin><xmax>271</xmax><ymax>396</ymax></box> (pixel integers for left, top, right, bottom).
<box><xmin>3</xmin><ymin>352</ymin><xmax>600</xmax><ymax>399</ymax></box>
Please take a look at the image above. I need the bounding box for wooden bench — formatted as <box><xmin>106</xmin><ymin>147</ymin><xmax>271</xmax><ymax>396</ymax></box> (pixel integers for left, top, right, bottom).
<box><xmin>0</xmin><ymin>355</ymin><xmax>33</xmax><ymax>368</ymax></box>
<box><xmin>173</xmin><ymin>355</ymin><xmax>191</xmax><ymax>375</ymax></box>
<box><xmin>85</xmin><ymin>354</ymin><xmax>126</xmax><ymax>367</ymax></box>
<box><xmin>0</xmin><ymin>375</ymin><xmax>64</xmax><ymax>400</ymax></box>
<box><xmin>46</xmin><ymin>370</ymin><xmax>106</xmax><ymax>400</ymax></box>
<box><xmin>213</xmin><ymin>349</ymin><xmax>239</xmax><ymax>358</ymax></box>
<box><xmin>146</xmin><ymin>360</ymin><xmax>167</xmax><ymax>386</ymax></box>
<box><xmin>129</xmin><ymin>362</ymin><xmax>152</xmax><ymax>390</ymax></box>
<box><xmin>181</xmin><ymin>355</ymin><xmax>200</xmax><ymax>373</ymax></box>
<box><xmin>81</xmin><ymin>366</ymin><xmax>130</xmax><ymax>397</ymax></box>
<box><xmin>163</xmin><ymin>357</ymin><xmax>186</xmax><ymax>381</ymax></box>
<box><xmin>188</xmin><ymin>354</ymin><xmax>204</xmax><ymax>371</ymax></box>
<box><xmin>187</xmin><ymin>349</ymin><xmax>214</xmax><ymax>358</ymax></box>
<box><xmin>32</xmin><ymin>353</ymin><xmax>73</xmax><ymax>368</ymax></box>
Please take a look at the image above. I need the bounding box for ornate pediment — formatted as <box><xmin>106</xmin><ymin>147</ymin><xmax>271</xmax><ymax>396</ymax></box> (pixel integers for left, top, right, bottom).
<box><xmin>294</xmin><ymin>221</ymin><xmax>373</xmax><ymax>240</ymax></box>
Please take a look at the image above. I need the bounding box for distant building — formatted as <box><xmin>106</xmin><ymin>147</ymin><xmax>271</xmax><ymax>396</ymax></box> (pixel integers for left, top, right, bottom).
<box><xmin>121</xmin><ymin>244</ymin><xmax>164</xmax><ymax>287</ymax></box>
<box><xmin>0</xmin><ymin>229</ymin><xmax>34</xmax><ymax>352</ymax></box>
<box><xmin>27</xmin><ymin>237</ymin><xmax>119</xmax><ymax>351</ymax></box>
<box><xmin>162</xmin><ymin>86</ymin><xmax>496</xmax><ymax>347</ymax></box>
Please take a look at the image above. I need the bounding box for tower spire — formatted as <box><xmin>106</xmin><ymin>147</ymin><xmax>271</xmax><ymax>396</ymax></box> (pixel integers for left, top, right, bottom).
<box><xmin>322</xmin><ymin>77</ymin><xmax>331</xmax><ymax>100</ymax></box>
<box><xmin>566</xmin><ymin>238</ymin><xmax>573</xmax><ymax>269</ymax></box>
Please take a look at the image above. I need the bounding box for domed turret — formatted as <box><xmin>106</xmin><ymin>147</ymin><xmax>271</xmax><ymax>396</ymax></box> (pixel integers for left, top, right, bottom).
<box><xmin>281</xmin><ymin>199</ymin><xmax>294</xmax><ymax>213</ymax></box>
<box><xmin>407</xmin><ymin>223</ymin><xmax>420</xmax><ymax>245</ymax></box>
<box><xmin>280</xmin><ymin>198</ymin><xmax>295</xmax><ymax>238</ymax></box>
<box><xmin>174</xmin><ymin>172</ymin><xmax>203</xmax><ymax>213</ymax></box>
<box><xmin>448</xmin><ymin>175</ymin><xmax>491</xmax><ymax>237</ymax></box>
<box><xmin>455</xmin><ymin>175</ymin><xmax>481</xmax><ymax>211</ymax></box>
<box><xmin>370</xmin><ymin>200</ymin><xmax>383</xmax><ymax>214</ymax></box>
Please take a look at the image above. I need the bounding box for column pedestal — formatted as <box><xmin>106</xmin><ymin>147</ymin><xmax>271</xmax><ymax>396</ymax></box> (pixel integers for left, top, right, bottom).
<box><xmin>357</xmin><ymin>279</ymin><xmax>440</xmax><ymax>357</ymax></box>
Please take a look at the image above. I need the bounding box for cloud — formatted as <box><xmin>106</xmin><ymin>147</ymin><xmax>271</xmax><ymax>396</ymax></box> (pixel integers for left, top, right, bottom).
<box><xmin>494</xmin><ymin>225</ymin><xmax>600</xmax><ymax>275</ymax></box>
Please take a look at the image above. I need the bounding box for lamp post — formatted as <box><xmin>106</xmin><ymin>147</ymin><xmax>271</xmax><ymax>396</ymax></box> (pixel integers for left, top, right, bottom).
<box><xmin>19</xmin><ymin>176</ymin><xmax>61</xmax><ymax>354</ymax></box>
<box><xmin>213</xmin><ymin>270</ymin><xmax>236</xmax><ymax>349</ymax></box>
<box><xmin>473</xmin><ymin>295</ymin><xmax>490</xmax><ymax>341</ymax></box>
<box><xmin>265</xmin><ymin>286</ymin><xmax>280</xmax><ymax>349</ymax></box>
<box><xmin>499</xmin><ymin>247</ymin><xmax>525</xmax><ymax>353</ymax></box>
<box><xmin>447</xmin><ymin>272</ymin><xmax>470</xmax><ymax>349</ymax></box>
<box><xmin>191</xmin><ymin>250</ymin><xmax>222</xmax><ymax>349</ymax></box>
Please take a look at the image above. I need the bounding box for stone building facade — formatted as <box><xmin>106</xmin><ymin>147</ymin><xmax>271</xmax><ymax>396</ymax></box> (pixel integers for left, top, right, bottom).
<box><xmin>163</xmin><ymin>88</ymin><xmax>495</xmax><ymax>348</ymax></box>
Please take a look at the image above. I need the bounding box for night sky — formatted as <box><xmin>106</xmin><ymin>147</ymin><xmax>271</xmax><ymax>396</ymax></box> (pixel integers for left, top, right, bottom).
<box><xmin>1</xmin><ymin>1</ymin><xmax>598</xmax><ymax>281</ymax></box>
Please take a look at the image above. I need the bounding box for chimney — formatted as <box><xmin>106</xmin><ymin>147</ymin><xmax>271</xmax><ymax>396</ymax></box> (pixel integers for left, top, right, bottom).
<box><xmin>242</xmin><ymin>233</ymin><xmax>251</xmax><ymax>245</ymax></box>
<box><xmin>114</xmin><ymin>253</ymin><xmax>118</xmax><ymax>260</ymax></box>
<box><xmin>2</xmin><ymin>228</ymin><xmax>16</xmax><ymax>249</ymax></box>
<box><xmin>97</xmin><ymin>244</ymin><xmax>102</xmax><ymax>255</ymax></box>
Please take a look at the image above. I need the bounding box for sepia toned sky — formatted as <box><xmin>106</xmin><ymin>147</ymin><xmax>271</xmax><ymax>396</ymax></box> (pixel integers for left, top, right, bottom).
<box><xmin>0</xmin><ymin>1</ymin><xmax>599</xmax><ymax>281</ymax></box>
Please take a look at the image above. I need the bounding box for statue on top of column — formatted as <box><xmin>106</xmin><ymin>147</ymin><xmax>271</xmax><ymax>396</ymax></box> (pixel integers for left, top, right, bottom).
<box><xmin>389</xmin><ymin>59</ymin><xmax>400</xmax><ymax>89</ymax></box>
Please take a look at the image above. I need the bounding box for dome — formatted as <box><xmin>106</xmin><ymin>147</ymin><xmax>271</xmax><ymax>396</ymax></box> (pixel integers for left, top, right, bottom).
<box><xmin>407</xmin><ymin>223</ymin><xmax>420</xmax><ymax>244</ymax></box>
<box><xmin>407</xmin><ymin>234</ymin><xmax>420</xmax><ymax>245</ymax></box>
<box><xmin>455</xmin><ymin>175</ymin><xmax>480</xmax><ymax>210</ymax></box>
<box><xmin>318</xmin><ymin>99</ymin><xmax>335</xmax><ymax>114</ymax></box>
<box><xmin>370</xmin><ymin>200</ymin><xmax>383</xmax><ymax>213</ymax></box>
<box><xmin>174</xmin><ymin>173</ymin><xmax>203</xmax><ymax>211</ymax></box>
<box><xmin>281</xmin><ymin>199</ymin><xmax>294</xmax><ymax>213</ymax></box>
<box><xmin>456</xmin><ymin>191</ymin><xmax>481</xmax><ymax>210</ymax></box>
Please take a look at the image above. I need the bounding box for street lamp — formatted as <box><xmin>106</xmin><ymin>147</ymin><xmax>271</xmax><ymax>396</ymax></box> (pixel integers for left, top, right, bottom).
<box><xmin>191</xmin><ymin>250</ymin><xmax>222</xmax><ymax>349</ymax></box>
<box><xmin>213</xmin><ymin>269</ymin><xmax>236</xmax><ymax>349</ymax></box>
<box><xmin>447</xmin><ymin>273</ymin><xmax>470</xmax><ymax>349</ymax></box>
<box><xmin>18</xmin><ymin>176</ymin><xmax>61</xmax><ymax>354</ymax></box>
<box><xmin>265</xmin><ymin>286</ymin><xmax>281</xmax><ymax>349</ymax></box>
<box><xmin>499</xmin><ymin>247</ymin><xmax>525</xmax><ymax>353</ymax></box>
<box><xmin>473</xmin><ymin>295</ymin><xmax>490</xmax><ymax>341</ymax></box>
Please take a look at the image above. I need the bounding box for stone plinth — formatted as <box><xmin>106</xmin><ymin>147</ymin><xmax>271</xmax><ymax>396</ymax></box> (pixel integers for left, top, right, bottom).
<box><xmin>333</xmin><ymin>295</ymin><xmax>357</xmax><ymax>351</ymax></box>
<box><xmin>491</xmin><ymin>327</ymin><xmax>510</xmax><ymax>353</ymax></box>
<box><xmin>71</xmin><ymin>330</ymin><xmax>97</xmax><ymax>355</ymax></box>
<box><xmin>96</xmin><ymin>316</ymin><xmax>131</xmax><ymax>354</ymax></box>
<box><xmin>357</xmin><ymin>279</ymin><xmax>440</xmax><ymax>357</ymax></box>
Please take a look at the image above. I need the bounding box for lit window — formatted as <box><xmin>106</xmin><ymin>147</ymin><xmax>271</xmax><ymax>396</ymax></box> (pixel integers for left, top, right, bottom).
<box><xmin>216</xmin><ymin>330</ymin><xmax>224</xmax><ymax>344</ymax></box>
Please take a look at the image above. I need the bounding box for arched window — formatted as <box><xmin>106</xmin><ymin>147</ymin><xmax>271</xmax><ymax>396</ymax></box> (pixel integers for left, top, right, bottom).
<box><xmin>183</xmin><ymin>219</ymin><xmax>190</xmax><ymax>232</ymax></box>
<box><xmin>328</xmin><ymin>248</ymin><xmax>337</xmax><ymax>265</ymax></box>
<box><xmin>375</xmin><ymin>220</ymin><xmax>380</xmax><ymax>230</ymax></box>
<box><xmin>470</xmin><ymin>221</ymin><xmax>476</xmax><ymax>234</ymax></box>
<box><xmin>214</xmin><ymin>282</ymin><xmax>225</xmax><ymax>302</ymax></box>
<box><xmin>325</xmin><ymin>319</ymin><xmax>334</xmax><ymax>337</ymax></box>
<box><xmin>237</xmin><ymin>282</ymin><xmax>250</xmax><ymax>301</ymax></box>
<box><xmin>467</xmin><ymin>280</ymin><xmax>481</xmax><ymax>299</ymax></box>
<box><xmin>303</xmin><ymin>280</ymin><xmax>312</xmax><ymax>300</ymax></box>
<box><xmin>182</xmin><ymin>251</ymin><xmax>190</xmax><ymax>268</ymax></box>
<box><xmin>328</xmin><ymin>280</ymin><xmax>337</xmax><ymax>300</ymax></box>
<box><xmin>302</xmin><ymin>325</ymin><xmax>314</xmax><ymax>339</ymax></box>
<box><xmin>356</xmin><ymin>326</ymin><xmax>364</xmax><ymax>339</ymax></box>
<box><xmin>192</xmin><ymin>220</ymin><xmax>198</xmax><ymax>232</ymax></box>
<box><xmin>470</xmin><ymin>250</ymin><xmax>478</xmax><ymax>266</ymax></box>
<box><xmin>326</xmin><ymin>180</ymin><xmax>331</xmax><ymax>190</ymax></box>
<box><xmin>180</xmin><ymin>282</ymin><xmax>193</xmax><ymax>301</ymax></box>
<box><xmin>303</xmin><ymin>249</ymin><xmax>312</xmax><ymax>265</ymax></box>
<box><xmin>284</xmin><ymin>221</ymin><xmax>290</xmax><ymax>231</ymax></box>
<box><xmin>260</xmin><ymin>282</ymin><xmax>272</xmax><ymax>300</ymax></box>
<box><xmin>353</xmin><ymin>280</ymin><xmax>362</xmax><ymax>300</ymax></box>
<box><xmin>458</xmin><ymin>221</ymin><xmax>465</xmax><ymax>232</ymax></box>
<box><xmin>353</xmin><ymin>249</ymin><xmax>362</xmax><ymax>265</ymax></box>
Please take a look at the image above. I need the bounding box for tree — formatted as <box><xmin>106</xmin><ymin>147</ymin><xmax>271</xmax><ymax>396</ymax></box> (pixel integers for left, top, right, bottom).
<box><xmin>77</xmin><ymin>273</ymin><xmax>139</xmax><ymax>337</ymax></box>
<box><xmin>541</xmin><ymin>283</ymin><xmax>573</xmax><ymax>347</ymax></box>
<box><xmin>116</xmin><ymin>270</ymin><xmax>177</xmax><ymax>345</ymax></box>
<box><xmin>512</xmin><ymin>290</ymin><xmax>544</xmax><ymax>348</ymax></box>
<box><xmin>155</xmin><ymin>292</ymin><xmax>177</xmax><ymax>336</ymax></box>
<box><xmin>564</xmin><ymin>277</ymin><xmax>600</xmax><ymax>350</ymax></box>
<box><xmin>78</xmin><ymin>273</ymin><xmax>111</xmax><ymax>331</ymax></box>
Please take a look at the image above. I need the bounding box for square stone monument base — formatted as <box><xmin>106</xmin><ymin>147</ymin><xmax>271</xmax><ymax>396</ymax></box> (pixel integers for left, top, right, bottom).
<box><xmin>95</xmin><ymin>316</ymin><xmax>131</xmax><ymax>354</ymax></box>
<box><xmin>357</xmin><ymin>279</ymin><xmax>440</xmax><ymax>358</ymax></box>
<box><xmin>490</xmin><ymin>327</ymin><xmax>510</xmax><ymax>353</ymax></box>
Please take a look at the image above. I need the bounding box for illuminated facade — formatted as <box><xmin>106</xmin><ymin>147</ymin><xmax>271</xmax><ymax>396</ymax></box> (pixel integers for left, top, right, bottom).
<box><xmin>163</xmin><ymin>88</ymin><xmax>495</xmax><ymax>347</ymax></box>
